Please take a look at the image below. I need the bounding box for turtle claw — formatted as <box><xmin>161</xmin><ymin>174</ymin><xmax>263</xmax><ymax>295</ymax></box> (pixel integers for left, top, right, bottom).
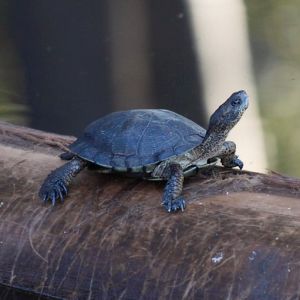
<box><xmin>42</xmin><ymin>193</ymin><xmax>48</xmax><ymax>202</ymax></box>
<box><xmin>222</xmin><ymin>155</ymin><xmax>244</xmax><ymax>170</ymax></box>
<box><xmin>51</xmin><ymin>192</ymin><xmax>56</xmax><ymax>206</ymax></box>
<box><xmin>39</xmin><ymin>179</ymin><xmax>68</xmax><ymax>206</ymax></box>
<box><xmin>57</xmin><ymin>188</ymin><xmax>64</xmax><ymax>202</ymax></box>
<box><xmin>233</xmin><ymin>158</ymin><xmax>244</xmax><ymax>170</ymax></box>
<box><xmin>162</xmin><ymin>197</ymin><xmax>186</xmax><ymax>213</ymax></box>
<box><xmin>59</xmin><ymin>182</ymin><xmax>68</xmax><ymax>196</ymax></box>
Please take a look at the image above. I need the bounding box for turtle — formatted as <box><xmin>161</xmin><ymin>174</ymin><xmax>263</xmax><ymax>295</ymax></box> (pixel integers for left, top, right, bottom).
<box><xmin>39</xmin><ymin>90</ymin><xmax>249</xmax><ymax>212</ymax></box>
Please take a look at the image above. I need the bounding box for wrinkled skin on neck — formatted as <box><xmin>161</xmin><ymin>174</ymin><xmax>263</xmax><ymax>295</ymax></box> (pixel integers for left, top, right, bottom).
<box><xmin>205</xmin><ymin>90</ymin><xmax>249</xmax><ymax>141</ymax></box>
<box><xmin>192</xmin><ymin>90</ymin><xmax>249</xmax><ymax>160</ymax></box>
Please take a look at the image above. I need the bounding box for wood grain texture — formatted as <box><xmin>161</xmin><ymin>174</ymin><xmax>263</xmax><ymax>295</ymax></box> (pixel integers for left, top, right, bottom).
<box><xmin>0</xmin><ymin>121</ymin><xmax>300</xmax><ymax>300</ymax></box>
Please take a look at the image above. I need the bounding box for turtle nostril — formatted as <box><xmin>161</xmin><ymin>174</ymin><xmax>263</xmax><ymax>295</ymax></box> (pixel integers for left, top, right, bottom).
<box><xmin>231</xmin><ymin>98</ymin><xmax>241</xmax><ymax>106</ymax></box>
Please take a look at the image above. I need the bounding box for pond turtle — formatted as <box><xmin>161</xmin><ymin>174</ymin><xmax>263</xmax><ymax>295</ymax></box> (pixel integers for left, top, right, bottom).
<box><xmin>39</xmin><ymin>90</ymin><xmax>249</xmax><ymax>212</ymax></box>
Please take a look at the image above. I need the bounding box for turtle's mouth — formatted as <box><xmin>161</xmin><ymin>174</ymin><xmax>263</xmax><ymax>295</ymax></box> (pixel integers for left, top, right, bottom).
<box><xmin>241</xmin><ymin>104</ymin><xmax>248</xmax><ymax>114</ymax></box>
<box><xmin>232</xmin><ymin>93</ymin><xmax>249</xmax><ymax>125</ymax></box>
<box><xmin>238</xmin><ymin>90</ymin><xmax>249</xmax><ymax>110</ymax></box>
<box><xmin>237</xmin><ymin>105</ymin><xmax>248</xmax><ymax>120</ymax></box>
<box><xmin>237</xmin><ymin>91</ymin><xmax>249</xmax><ymax>117</ymax></box>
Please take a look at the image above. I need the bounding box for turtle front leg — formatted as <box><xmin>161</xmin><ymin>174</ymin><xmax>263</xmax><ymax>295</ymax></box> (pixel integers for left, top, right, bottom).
<box><xmin>218</xmin><ymin>141</ymin><xmax>244</xmax><ymax>169</ymax></box>
<box><xmin>39</xmin><ymin>157</ymin><xmax>87</xmax><ymax>205</ymax></box>
<box><xmin>154</xmin><ymin>162</ymin><xmax>185</xmax><ymax>212</ymax></box>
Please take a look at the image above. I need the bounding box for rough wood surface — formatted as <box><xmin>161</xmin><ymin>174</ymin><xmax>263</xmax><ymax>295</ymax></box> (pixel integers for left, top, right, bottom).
<box><xmin>1</xmin><ymin>121</ymin><xmax>300</xmax><ymax>300</ymax></box>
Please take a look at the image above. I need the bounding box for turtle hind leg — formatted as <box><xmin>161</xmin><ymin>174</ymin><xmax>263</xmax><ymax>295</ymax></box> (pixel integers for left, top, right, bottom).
<box><xmin>161</xmin><ymin>163</ymin><xmax>185</xmax><ymax>213</ymax></box>
<box><xmin>219</xmin><ymin>141</ymin><xmax>243</xmax><ymax>169</ymax></box>
<box><xmin>39</xmin><ymin>157</ymin><xmax>87</xmax><ymax>205</ymax></box>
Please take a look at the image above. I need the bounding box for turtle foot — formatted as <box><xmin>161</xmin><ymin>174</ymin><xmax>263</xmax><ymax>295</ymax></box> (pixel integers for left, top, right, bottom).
<box><xmin>162</xmin><ymin>197</ymin><xmax>186</xmax><ymax>213</ymax></box>
<box><xmin>39</xmin><ymin>174</ymin><xmax>68</xmax><ymax>206</ymax></box>
<box><xmin>39</xmin><ymin>158</ymin><xmax>86</xmax><ymax>206</ymax></box>
<box><xmin>233</xmin><ymin>158</ymin><xmax>243</xmax><ymax>170</ymax></box>
<box><xmin>221</xmin><ymin>155</ymin><xmax>244</xmax><ymax>170</ymax></box>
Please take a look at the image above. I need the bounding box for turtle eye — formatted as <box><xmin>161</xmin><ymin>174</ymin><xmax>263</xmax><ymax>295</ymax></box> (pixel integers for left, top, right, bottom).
<box><xmin>231</xmin><ymin>98</ymin><xmax>241</xmax><ymax>106</ymax></box>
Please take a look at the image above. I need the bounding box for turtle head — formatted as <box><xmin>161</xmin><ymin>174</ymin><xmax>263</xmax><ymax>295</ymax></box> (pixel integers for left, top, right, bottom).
<box><xmin>206</xmin><ymin>90</ymin><xmax>249</xmax><ymax>138</ymax></box>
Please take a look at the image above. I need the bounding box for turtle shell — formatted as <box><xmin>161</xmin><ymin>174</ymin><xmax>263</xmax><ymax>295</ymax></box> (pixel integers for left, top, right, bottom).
<box><xmin>68</xmin><ymin>109</ymin><xmax>206</xmax><ymax>170</ymax></box>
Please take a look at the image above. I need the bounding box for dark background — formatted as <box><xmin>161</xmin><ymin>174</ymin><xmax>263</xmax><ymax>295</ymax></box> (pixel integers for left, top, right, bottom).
<box><xmin>2</xmin><ymin>1</ymin><xmax>300</xmax><ymax>175</ymax></box>
<box><xmin>7</xmin><ymin>0</ymin><xmax>205</xmax><ymax>135</ymax></box>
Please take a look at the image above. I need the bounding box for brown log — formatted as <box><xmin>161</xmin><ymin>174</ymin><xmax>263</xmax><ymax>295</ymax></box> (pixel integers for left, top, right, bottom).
<box><xmin>0</xmin><ymin>121</ymin><xmax>300</xmax><ymax>300</ymax></box>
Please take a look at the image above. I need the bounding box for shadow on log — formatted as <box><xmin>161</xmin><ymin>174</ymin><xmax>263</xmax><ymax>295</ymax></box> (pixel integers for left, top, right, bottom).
<box><xmin>1</xmin><ymin>121</ymin><xmax>300</xmax><ymax>300</ymax></box>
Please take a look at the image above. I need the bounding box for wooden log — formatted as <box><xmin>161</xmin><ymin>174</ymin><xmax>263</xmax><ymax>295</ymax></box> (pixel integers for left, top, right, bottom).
<box><xmin>0</xmin><ymin>121</ymin><xmax>300</xmax><ymax>300</ymax></box>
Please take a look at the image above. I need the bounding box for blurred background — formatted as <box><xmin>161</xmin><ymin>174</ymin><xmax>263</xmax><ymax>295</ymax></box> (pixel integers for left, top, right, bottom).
<box><xmin>0</xmin><ymin>0</ymin><xmax>299</xmax><ymax>176</ymax></box>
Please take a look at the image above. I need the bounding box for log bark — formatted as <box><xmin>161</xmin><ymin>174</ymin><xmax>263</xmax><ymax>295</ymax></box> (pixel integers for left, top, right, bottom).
<box><xmin>0</xmin><ymin>121</ymin><xmax>300</xmax><ymax>300</ymax></box>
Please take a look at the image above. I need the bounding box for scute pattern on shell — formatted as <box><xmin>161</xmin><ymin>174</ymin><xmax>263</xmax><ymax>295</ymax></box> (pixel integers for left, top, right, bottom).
<box><xmin>69</xmin><ymin>109</ymin><xmax>206</xmax><ymax>169</ymax></box>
